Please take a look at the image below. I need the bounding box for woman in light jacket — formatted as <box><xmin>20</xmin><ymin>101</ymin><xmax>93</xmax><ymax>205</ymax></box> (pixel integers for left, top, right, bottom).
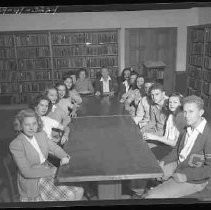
<box><xmin>10</xmin><ymin>109</ymin><xmax>84</xmax><ymax>202</ymax></box>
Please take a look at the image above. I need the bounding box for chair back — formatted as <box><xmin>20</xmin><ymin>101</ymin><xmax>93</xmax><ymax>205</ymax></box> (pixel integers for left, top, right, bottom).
<box><xmin>3</xmin><ymin>152</ymin><xmax>19</xmax><ymax>202</ymax></box>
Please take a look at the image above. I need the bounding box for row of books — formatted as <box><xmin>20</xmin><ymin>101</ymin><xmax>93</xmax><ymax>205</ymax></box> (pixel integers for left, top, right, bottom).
<box><xmin>204</xmin><ymin>56</ymin><xmax>211</xmax><ymax>69</ymax></box>
<box><xmin>201</xmin><ymin>93</ymin><xmax>210</xmax><ymax>108</ymax></box>
<box><xmin>0</xmin><ymin>83</ymin><xmax>19</xmax><ymax>94</ymax></box>
<box><xmin>0</xmin><ymin>35</ymin><xmax>14</xmax><ymax>46</ymax></box>
<box><xmin>188</xmin><ymin>65</ymin><xmax>202</xmax><ymax>79</ymax></box>
<box><xmin>16</xmin><ymin>34</ymin><xmax>49</xmax><ymax>46</ymax></box>
<box><xmin>18</xmin><ymin>58</ymin><xmax>51</xmax><ymax>70</ymax></box>
<box><xmin>187</xmin><ymin>87</ymin><xmax>201</xmax><ymax>97</ymax></box>
<box><xmin>19</xmin><ymin>71</ymin><xmax>52</xmax><ymax>81</ymax></box>
<box><xmin>145</xmin><ymin>69</ymin><xmax>164</xmax><ymax>80</ymax></box>
<box><xmin>0</xmin><ymin>71</ymin><xmax>17</xmax><ymax>82</ymax></box>
<box><xmin>202</xmin><ymin>81</ymin><xmax>211</xmax><ymax>96</ymax></box>
<box><xmin>205</xmin><ymin>28</ymin><xmax>211</xmax><ymax>42</ymax></box>
<box><xmin>191</xmin><ymin>29</ymin><xmax>204</xmax><ymax>42</ymax></box>
<box><xmin>203</xmin><ymin>69</ymin><xmax>211</xmax><ymax>83</ymax></box>
<box><xmin>52</xmin><ymin>44</ymin><xmax>118</xmax><ymax>57</ymax></box>
<box><xmin>188</xmin><ymin>77</ymin><xmax>202</xmax><ymax>91</ymax></box>
<box><xmin>189</xmin><ymin>55</ymin><xmax>203</xmax><ymax>67</ymax></box>
<box><xmin>51</xmin><ymin>32</ymin><xmax>118</xmax><ymax>45</ymax></box>
<box><xmin>20</xmin><ymin>82</ymin><xmax>52</xmax><ymax>93</ymax></box>
<box><xmin>205</xmin><ymin>43</ymin><xmax>211</xmax><ymax>57</ymax></box>
<box><xmin>191</xmin><ymin>43</ymin><xmax>203</xmax><ymax>55</ymax></box>
<box><xmin>0</xmin><ymin>59</ymin><xmax>17</xmax><ymax>71</ymax></box>
<box><xmin>53</xmin><ymin>56</ymin><xmax>118</xmax><ymax>69</ymax></box>
<box><xmin>17</xmin><ymin>47</ymin><xmax>50</xmax><ymax>58</ymax></box>
<box><xmin>0</xmin><ymin>48</ymin><xmax>15</xmax><ymax>59</ymax></box>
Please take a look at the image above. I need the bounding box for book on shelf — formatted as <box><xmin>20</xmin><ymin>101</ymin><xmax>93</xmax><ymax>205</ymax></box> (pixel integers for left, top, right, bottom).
<box><xmin>18</xmin><ymin>58</ymin><xmax>51</xmax><ymax>70</ymax></box>
<box><xmin>189</xmin><ymin>55</ymin><xmax>203</xmax><ymax>67</ymax></box>
<box><xmin>16</xmin><ymin>34</ymin><xmax>49</xmax><ymax>46</ymax></box>
<box><xmin>0</xmin><ymin>48</ymin><xmax>15</xmax><ymax>59</ymax></box>
<box><xmin>191</xmin><ymin>43</ymin><xmax>204</xmax><ymax>55</ymax></box>
<box><xmin>0</xmin><ymin>35</ymin><xmax>14</xmax><ymax>46</ymax></box>
<box><xmin>17</xmin><ymin>47</ymin><xmax>50</xmax><ymax>58</ymax></box>
<box><xmin>191</xmin><ymin>29</ymin><xmax>204</xmax><ymax>42</ymax></box>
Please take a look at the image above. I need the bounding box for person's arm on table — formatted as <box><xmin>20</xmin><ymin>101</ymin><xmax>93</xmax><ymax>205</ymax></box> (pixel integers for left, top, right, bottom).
<box><xmin>10</xmin><ymin>140</ymin><xmax>55</xmax><ymax>178</ymax></box>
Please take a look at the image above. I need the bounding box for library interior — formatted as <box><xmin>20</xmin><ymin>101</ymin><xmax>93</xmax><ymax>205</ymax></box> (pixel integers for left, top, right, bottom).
<box><xmin>1</xmin><ymin>2</ymin><xmax>211</xmax><ymax>205</ymax></box>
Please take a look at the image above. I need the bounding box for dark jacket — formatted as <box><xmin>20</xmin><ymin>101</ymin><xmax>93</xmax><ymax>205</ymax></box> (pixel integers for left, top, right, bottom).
<box><xmin>162</xmin><ymin>122</ymin><xmax>211</xmax><ymax>184</ymax></box>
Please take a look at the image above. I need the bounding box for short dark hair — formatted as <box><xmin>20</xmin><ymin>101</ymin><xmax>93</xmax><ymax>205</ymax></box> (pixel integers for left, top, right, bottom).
<box><xmin>77</xmin><ymin>68</ymin><xmax>88</xmax><ymax>78</ymax></box>
<box><xmin>150</xmin><ymin>83</ymin><xmax>164</xmax><ymax>93</ymax></box>
<box><xmin>121</xmin><ymin>67</ymin><xmax>131</xmax><ymax>81</ymax></box>
<box><xmin>182</xmin><ymin>95</ymin><xmax>204</xmax><ymax>110</ymax></box>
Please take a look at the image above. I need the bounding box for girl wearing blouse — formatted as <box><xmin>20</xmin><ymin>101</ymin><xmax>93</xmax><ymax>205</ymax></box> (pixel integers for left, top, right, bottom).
<box><xmin>10</xmin><ymin>109</ymin><xmax>84</xmax><ymax>201</ymax></box>
<box><xmin>75</xmin><ymin>68</ymin><xmax>94</xmax><ymax>94</ymax></box>
<box><xmin>33</xmin><ymin>94</ymin><xmax>68</xmax><ymax>145</ymax></box>
<box><xmin>143</xmin><ymin>92</ymin><xmax>186</xmax><ymax>147</ymax></box>
<box><xmin>44</xmin><ymin>87</ymin><xmax>71</xmax><ymax>144</ymax></box>
<box><xmin>63</xmin><ymin>75</ymin><xmax>82</xmax><ymax>105</ymax></box>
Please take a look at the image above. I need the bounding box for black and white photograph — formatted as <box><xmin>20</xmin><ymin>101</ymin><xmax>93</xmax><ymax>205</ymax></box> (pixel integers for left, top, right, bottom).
<box><xmin>0</xmin><ymin>1</ymin><xmax>211</xmax><ymax>208</ymax></box>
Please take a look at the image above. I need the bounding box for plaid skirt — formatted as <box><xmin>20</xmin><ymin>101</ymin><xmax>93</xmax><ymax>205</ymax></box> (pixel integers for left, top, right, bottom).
<box><xmin>20</xmin><ymin>177</ymin><xmax>84</xmax><ymax>202</ymax></box>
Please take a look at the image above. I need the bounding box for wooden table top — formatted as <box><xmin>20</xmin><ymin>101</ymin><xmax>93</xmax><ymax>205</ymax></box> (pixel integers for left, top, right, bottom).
<box><xmin>56</xmin><ymin>95</ymin><xmax>162</xmax><ymax>182</ymax></box>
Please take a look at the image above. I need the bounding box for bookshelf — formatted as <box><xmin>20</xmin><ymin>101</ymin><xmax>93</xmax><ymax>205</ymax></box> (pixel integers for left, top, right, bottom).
<box><xmin>186</xmin><ymin>25</ymin><xmax>211</xmax><ymax>116</ymax></box>
<box><xmin>51</xmin><ymin>31</ymin><xmax>119</xmax><ymax>83</ymax></box>
<box><xmin>0</xmin><ymin>30</ymin><xmax>119</xmax><ymax>104</ymax></box>
<box><xmin>143</xmin><ymin>60</ymin><xmax>166</xmax><ymax>84</ymax></box>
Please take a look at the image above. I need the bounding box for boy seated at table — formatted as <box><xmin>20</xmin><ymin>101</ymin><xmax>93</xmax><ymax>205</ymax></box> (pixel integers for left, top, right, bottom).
<box><xmin>144</xmin><ymin>95</ymin><xmax>211</xmax><ymax>198</ymax></box>
<box><xmin>10</xmin><ymin>108</ymin><xmax>84</xmax><ymax>201</ymax></box>
<box><xmin>140</xmin><ymin>83</ymin><xmax>169</xmax><ymax>146</ymax></box>
<box><xmin>95</xmin><ymin>67</ymin><xmax>118</xmax><ymax>97</ymax></box>
<box><xmin>132</xmin><ymin>79</ymin><xmax>154</xmax><ymax>125</ymax></box>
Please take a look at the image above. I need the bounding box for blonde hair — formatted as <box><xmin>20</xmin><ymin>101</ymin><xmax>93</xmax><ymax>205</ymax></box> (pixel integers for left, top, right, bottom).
<box><xmin>13</xmin><ymin>108</ymin><xmax>43</xmax><ymax>133</ymax></box>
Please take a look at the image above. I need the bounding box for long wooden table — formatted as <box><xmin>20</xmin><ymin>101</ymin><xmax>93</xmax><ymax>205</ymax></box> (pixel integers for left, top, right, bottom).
<box><xmin>56</xmin><ymin>95</ymin><xmax>162</xmax><ymax>200</ymax></box>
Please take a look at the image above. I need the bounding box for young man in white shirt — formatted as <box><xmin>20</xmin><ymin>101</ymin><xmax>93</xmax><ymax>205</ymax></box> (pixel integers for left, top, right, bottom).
<box><xmin>95</xmin><ymin>67</ymin><xmax>118</xmax><ymax>96</ymax></box>
<box><xmin>144</xmin><ymin>95</ymin><xmax>211</xmax><ymax>198</ymax></box>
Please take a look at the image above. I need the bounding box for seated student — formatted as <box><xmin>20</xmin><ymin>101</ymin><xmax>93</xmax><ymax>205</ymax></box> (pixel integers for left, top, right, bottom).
<box><xmin>118</xmin><ymin>67</ymin><xmax>131</xmax><ymax>97</ymax></box>
<box><xmin>45</xmin><ymin>86</ymin><xmax>71</xmax><ymax>126</ymax></box>
<box><xmin>75</xmin><ymin>68</ymin><xmax>94</xmax><ymax>94</ymax></box>
<box><xmin>33</xmin><ymin>94</ymin><xmax>69</xmax><ymax>145</ymax></box>
<box><xmin>95</xmin><ymin>67</ymin><xmax>118</xmax><ymax>96</ymax></box>
<box><xmin>10</xmin><ymin>109</ymin><xmax>84</xmax><ymax>202</ymax></box>
<box><xmin>132</xmin><ymin>79</ymin><xmax>154</xmax><ymax>125</ymax></box>
<box><xmin>124</xmin><ymin>75</ymin><xmax>146</xmax><ymax>114</ymax></box>
<box><xmin>144</xmin><ymin>95</ymin><xmax>211</xmax><ymax>198</ymax></box>
<box><xmin>140</xmin><ymin>83</ymin><xmax>169</xmax><ymax>147</ymax></box>
<box><xmin>120</xmin><ymin>72</ymin><xmax>138</xmax><ymax>103</ymax></box>
<box><xmin>44</xmin><ymin>87</ymin><xmax>71</xmax><ymax>145</ymax></box>
<box><xmin>143</xmin><ymin>92</ymin><xmax>186</xmax><ymax>147</ymax></box>
<box><xmin>125</xmin><ymin>89</ymin><xmax>143</xmax><ymax>116</ymax></box>
<box><xmin>55</xmin><ymin>82</ymin><xmax>77</xmax><ymax>118</ymax></box>
<box><xmin>63</xmin><ymin>75</ymin><xmax>82</xmax><ymax>105</ymax></box>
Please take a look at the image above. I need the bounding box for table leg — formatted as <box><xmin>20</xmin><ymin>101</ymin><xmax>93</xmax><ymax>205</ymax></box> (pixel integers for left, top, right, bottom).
<box><xmin>98</xmin><ymin>180</ymin><xmax>122</xmax><ymax>200</ymax></box>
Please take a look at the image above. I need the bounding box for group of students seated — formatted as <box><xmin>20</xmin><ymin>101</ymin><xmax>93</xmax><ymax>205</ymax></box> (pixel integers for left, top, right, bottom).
<box><xmin>9</xmin><ymin>66</ymin><xmax>211</xmax><ymax>201</ymax></box>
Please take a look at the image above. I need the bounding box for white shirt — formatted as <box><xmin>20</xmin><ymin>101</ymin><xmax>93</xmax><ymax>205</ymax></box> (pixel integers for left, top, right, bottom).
<box><xmin>179</xmin><ymin>118</ymin><xmax>207</xmax><ymax>162</ymax></box>
<box><xmin>123</xmin><ymin>80</ymin><xmax>130</xmax><ymax>93</ymax></box>
<box><xmin>100</xmin><ymin>76</ymin><xmax>111</xmax><ymax>93</ymax></box>
<box><xmin>24</xmin><ymin>134</ymin><xmax>46</xmax><ymax>164</ymax></box>
<box><xmin>41</xmin><ymin>116</ymin><xmax>60</xmax><ymax>140</ymax></box>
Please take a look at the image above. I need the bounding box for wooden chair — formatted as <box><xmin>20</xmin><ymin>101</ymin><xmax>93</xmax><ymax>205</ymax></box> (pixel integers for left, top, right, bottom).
<box><xmin>3</xmin><ymin>152</ymin><xmax>19</xmax><ymax>202</ymax></box>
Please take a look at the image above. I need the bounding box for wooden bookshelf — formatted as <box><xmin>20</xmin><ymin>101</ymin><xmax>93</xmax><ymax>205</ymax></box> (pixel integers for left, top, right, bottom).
<box><xmin>0</xmin><ymin>30</ymin><xmax>119</xmax><ymax>104</ymax></box>
<box><xmin>186</xmin><ymin>25</ymin><xmax>211</xmax><ymax>117</ymax></box>
<box><xmin>143</xmin><ymin>60</ymin><xmax>166</xmax><ymax>85</ymax></box>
